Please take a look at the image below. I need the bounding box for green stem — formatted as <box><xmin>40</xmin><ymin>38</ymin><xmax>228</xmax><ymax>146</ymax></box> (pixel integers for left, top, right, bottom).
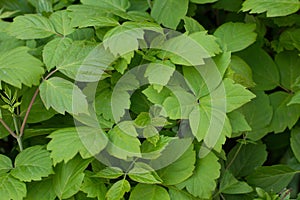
<box><xmin>12</xmin><ymin>113</ymin><xmax>23</xmax><ymax>151</ymax></box>
<box><xmin>16</xmin><ymin>137</ymin><xmax>23</xmax><ymax>152</ymax></box>
<box><xmin>0</xmin><ymin>118</ymin><xmax>18</xmax><ymax>139</ymax></box>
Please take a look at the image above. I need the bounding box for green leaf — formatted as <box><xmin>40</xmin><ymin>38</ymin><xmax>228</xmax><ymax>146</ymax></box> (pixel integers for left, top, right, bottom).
<box><xmin>223</xmin><ymin>78</ymin><xmax>256</xmax><ymax>112</ymax></box>
<box><xmin>10</xmin><ymin>146</ymin><xmax>53</xmax><ymax>182</ymax></box>
<box><xmin>226</xmin><ymin>143</ymin><xmax>267</xmax><ymax>177</ymax></box>
<box><xmin>239</xmin><ymin>91</ymin><xmax>273</xmax><ymax>141</ymax></box>
<box><xmin>278</xmin><ymin>29</ymin><xmax>300</xmax><ymax>52</ymax></box>
<box><xmin>129</xmin><ymin>184</ymin><xmax>170</xmax><ymax>200</ymax></box>
<box><xmin>275</xmin><ymin>50</ymin><xmax>300</xmax><ymax>91</ymax></box>
<box><xmin>268</xmin><ymin>92</ymin><xmax>300</xmax><ymax>133</ymax></box>
<box><xmin>0</xmin><ymin>174</ymin><xmax>26</xmax><ymax>200</ymax></box>
<box><xmin>81</xmin><ymin>172</ymin><xmax>107</xmax><ymax>200</ymax></box>
<box><xmin>20</xmin><ymin>87</ymin><xmax>56</xmax><ymax>123</ymax></box>
<box><xmin>241</xmin><ymin>0</ymin><xmax>300</xmax><ymax>17</ymax></box>
<box><xmin>128</xmin><ymin>162</ymin><xmax>162</xmax><ymax>184</ymax></box>
<box><xmin>288</xmin><ymin>90</ymin><xmax>300</xmax><ymax>105</ymax></box>
<box><xmin>7</xmin><ymin>14</ymin><xmax>56</xmax><ymax>39</ymax></box>
<box><xmin>53</xmin><ymin>155</ymin><xmax>91</xmax><ymax>199</ymax></box>
<box><xmin>67</xmin><ymin>5</ymin><xmax>120</xmax><ymax>28</ymax></box>
<box><xmin>183</xmin><ymin>16</ymin><xmax>205</xmax><ymax>33</ymax></box>
<box><xmin>246</xmin><ymin>165</ymin><xmax>297</xmax><ymax>193</ymax></box>
<box><xmin>47</xmin><ymin>127</ymin><xmax>108</xmax><ymax>165</ymax></box>
<box><xmin>226</xmin><ymin>55</ymin><xmax>256</xmax><ymax>88</ymax></box>
<box><xmin>106</xmin><ymin>179</ymin><xmax>131</xmax><ymax>200</ymax></box>
<box><xmin>190</xmin><ymin>31</ymin><xmax>221</xmax><ymax>57</ymax></box>
<box><xmin>236</xmin><ymin>45</ymin><xmax>280</xmax><ymax>90</ymax></box>
<box><xmin>214</xmin><ymin>22</ymin><xmax>257</xmax><ymax>52</ymax></box>
<box><xmin>42</xmin><ymin>37</ymin><xmax>73</xmax><ymax>71</ymax></box>
<box><xmin>39</xmin><ymin>77</ymin><xmax>89</xmax><ymax>115</ymax></box>
<box><xmin>82</xmin><ymin>0</ymin><xmax>131</xmax><ymax>11</ymax></box>
<box><xmin>219</xmin><ymin>171</ymin><xmax>253</xmax><ymax>194</ymax></box>
<box><xmin>169</xmin><ymin>188</ymin><xmax>195</xmax><ymax>200</ymax></box>
<box><xmin>25</xmin><ymin>177</ymin><xmax>56</xmax><ymax>200</ymax></box>
<box><xmin>157</xmin><ymin>144</ymin><xmax>196</xmax><ymax>185</ymax></box>
<box><xmin>0</xmin><ymin>47</ymin><xmax>44</xmax><ymax>88</ymax></box>
<box><xmin>106</xmin><ymin>125</ymin><xmax>141</xmax><ymax>159</ymax></box>
<box><xmin>49</xmin><ymin>10</ymin><xmax>75</xmax><ymax>36</ymax></box>
<box><xmin>0</xmin><ymin>155</ymin><xmax>12</xmax><ymax>174</ymax></box>
<box><xmin>151</xmin><ymin>0</ymin><xmax>189</xmax><ymax>29</ymax></box>
<box><xmin>177</xmin><ymin>152</ymin><xmax>221</xmax><ymax>199</ymax></box>
<box><xmin>93</xmin><ymin>167</ymin><xmax>124</xmax><ymax>179</ymax></box>
<box><xmin>190</xmin><ymin>0</ymin><xmax>218</xmax><ymax>4</ymax></box>
<box><xmin>291</xmin><ymin>127</ymin><xmax>300</xmax><ymax>163</ymax></box>
<box><xmin>228</xmin><ymin>111</ymin><xmax>251</xmax><ymax>136</ymax></box>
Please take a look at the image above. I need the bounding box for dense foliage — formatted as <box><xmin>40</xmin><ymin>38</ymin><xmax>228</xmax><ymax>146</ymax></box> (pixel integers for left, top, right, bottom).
<box><xmin>0</xmin><ymin>0</ymin><xmax>300</xmax><ymax>199</ymax></box>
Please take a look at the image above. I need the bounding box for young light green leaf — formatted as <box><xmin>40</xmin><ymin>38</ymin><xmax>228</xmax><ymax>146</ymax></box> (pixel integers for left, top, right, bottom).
<box><xmin>39</xmin><ymin>77</ymin><xmax>89</xmax><ymax>115</ymax></box>
<box><xmin>0</xmin><ymin>47</ymin><xmax>44</xmax><ymax>88</ymax></box>
<box><xmin>151</xmin><ymin>0</ymin><xmax>189</xmax><ymax>29</ymax></box>
<box><xmin>219</xmin><ymin>171</ymin><xmax>253</xmax><ymax>194</ymax></box>
<box><xmin>246</xmin><ymin>165</ymin><xmax>297</xmax><ymax>193</ymax></box>
<box><xmin>53</xmin><ymin>155</ymin><xmax>91</xmax><ymax>199</ymax></box>
<box><xmin>156</xmin><ymin>144</ymin><xmax>196</xmax><ymax>185</ymax></box>
<box><xmin>0</xmin><ymin>174</ymin><xmax>26</xmax><ymax>200</ymax></box>
<box><xmin>129</xmin><ymin>184</ymin><xmax>170</xmax><ymax>200</ymax></box>
<box><xmin>183</xmin><ymin>16</ymin><xmax>205</xmax><ymax>33</ymax></box>
<box><xmin>49</xmin><ymin>10</ymin><xmax>75</xmax><ymax>36</ymax></box>
<box><xmin>25</xmin><ymin>177</ymin><xmax>56</xmax><ymax>200</ymax></box>
<box><xmin>7</xmin><ymin>14</ymin><xmax>56</xmax><ymax>39</ymax></box>
<box><xmin>106</xmin><ymin>179</ymin><xmax>131</xmax><ymax>200</ymax></box>
<box><xmin>242</xmin><ymin>0</ymin><xmax>300</xmax><ymax>17</ymax></box>
<box><xmin>10</xmin><ymin>146</ymin><xmax>53</xmax><ymax>182</ymax></box>
<box><xmin>177</xmin><ymin>152</ymin><xmax>221</xmax><ymax>199</ymax></box>
<box><xmin>42</xmin><ymin>37</ymin><xmax>73</xmax><ymax>71</ymax></box>
<box><xmin>226</xmin><ymin>143</ymin><xmax>267</xmax><ymax>177</ymax></box>
<box><xmin>237</xmin><ymin>45</ymin><xmax>280</xmax><ymax>90</ymax></box>
<box><xmin>291</xmin><ymin>127</ymin><xmax>300</xmax><ymax>163</ymax></box>
<box><xmin>275</xmin><ymin>50</ymin><xmax>300</xmax><ymax>91</ymax></box>
<box><xmin>214</xmin><ymin>22</ymin><xmax>257</xmax><ymax>52</ymax></box>
<box><xmin>268</xmin><ymin>92</ymin><xmax>300</xmax><ymax>133</ymax></box>
<box><xmin>47</xmin><ymin>127</ymin><xmax>108</xmax><ymax>165</ymax></box>
<box><xmin>0</xmin><ymin>154</ymin><xmax>12</xmax><ymax>174</ymax></box>
<box><xmin>128</xmin><ymin>162</ymin><xmax>162</xmax><ymax>184</ymax></box>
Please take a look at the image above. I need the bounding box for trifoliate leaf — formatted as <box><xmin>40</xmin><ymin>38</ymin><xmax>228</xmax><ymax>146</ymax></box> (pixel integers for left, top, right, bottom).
<box><xmin>7</xmin><ymin>14</ymin><xmax>56</xmax><ymax>39</ymax></box>
<box><xmin>242</xmin><ymin>0</ymin><xmax>300</xmax><ymax>17</ymax></box>
<box><xmin>39</xmin><ymin>77</ymin><xmax>89</xmax><ymax>115</ymax></box>
<box><xmin>177</xmin><ymin>152</ymin><xmax>221</xmax><ymax>199</ymax></box>
<box><xmin>214</xmin><ymin>22</ymin><xmax>257</xmax><ymax>52</ymax></box>
<box><xmin>246</xmin><ymin>165</ymin><xmax>297</xmax><ymax>193</ymax></box>
<box><xmin>129</xmin><ymin>184</ymin><xmax>170</xmax><ymax>200</ymax></box>
<box><xmin>0</xmin><ymin>174</ymin><xmax>26</xmax><ymax>200</ymax></box>
<box><xmin>0</xmin><ymin>47</ymin><xmax>44</xmax><ymax>88</ymax></box>
<box><xmin>11</xmin><ymin>146</ymin><xmax>53</xmax><ymax>182</ymax></box>
<box><xmin>106</xmin><ymin>179</ymin><xmax>131</xmax><ymax>200</ymax></box>
<box><xmin>81</xmin><ymin>171</ymin><xmax>107</xmax><ymax>199</ymax></box>
<box><xmin>53</xmin><ymin>155</ymin><xmax>91</xmax><ymax>199</ymax></box>
<box><xmin>151</xmin><ymin>0</ymin><xmax>188</xmax><ymax>29</ymax></box>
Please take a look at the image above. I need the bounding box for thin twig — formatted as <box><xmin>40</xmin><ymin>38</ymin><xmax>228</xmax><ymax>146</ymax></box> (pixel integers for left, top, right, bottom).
<box><xmin>0</xmin><ymin>118</ymin><xmax>18</xmax><ymax>139</ymax></box>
